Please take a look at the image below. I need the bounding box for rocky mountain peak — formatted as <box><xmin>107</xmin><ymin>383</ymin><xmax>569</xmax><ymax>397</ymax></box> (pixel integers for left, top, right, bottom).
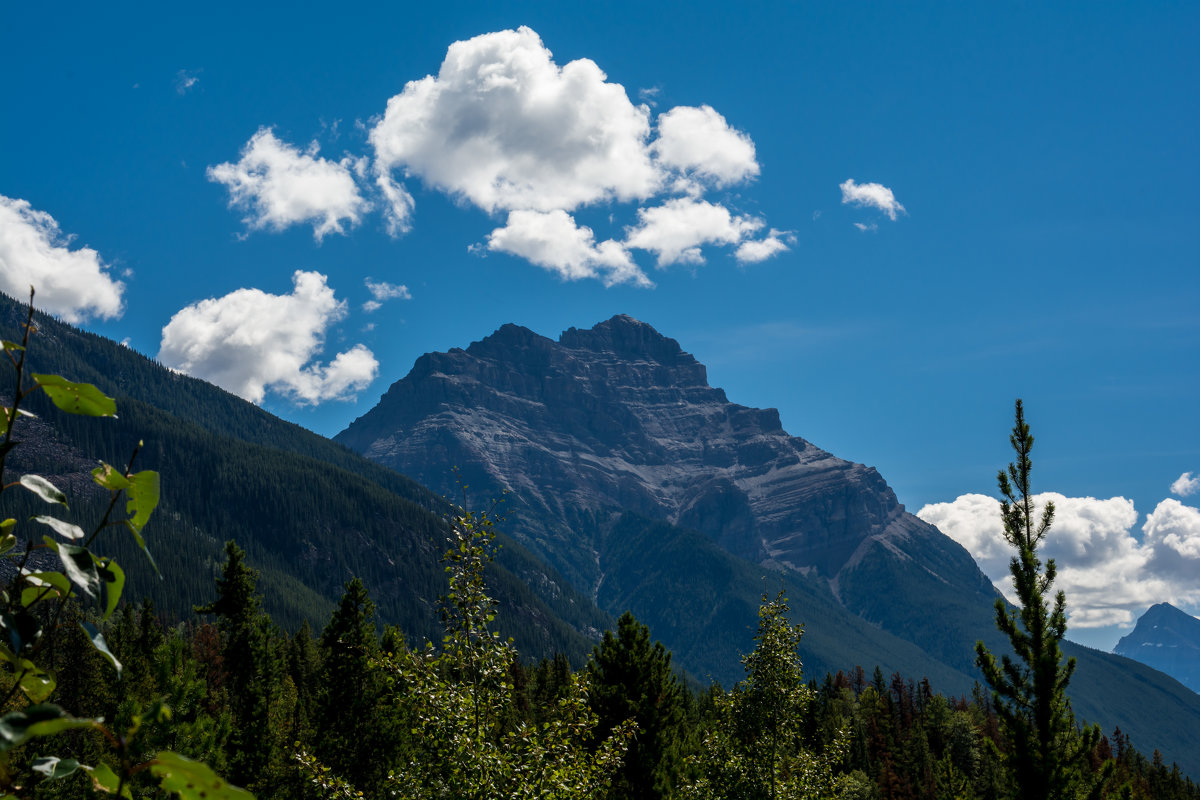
<box><xmin>560</xmin><ymin>314</ymin><xmax>691</xmax><ymax>364</ymax></box>
<box><xmin>336</xmin><ymin>315</ymin><xmax>932</xmax><ymax>582</ymax></box>
<box><xmin>1114</xmin><ymin>602</ymin><xmax>1200</xmax><ymax>692</ymax></box>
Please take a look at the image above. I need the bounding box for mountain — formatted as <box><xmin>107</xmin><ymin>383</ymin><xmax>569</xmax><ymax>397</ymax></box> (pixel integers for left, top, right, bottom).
<box><xmin>1115</xmin><ymin>603</ymin><xmax>1200</xmax><ymax>692</ymax></box>
<box><xmin>334</xmin><ymin>315</ymin><xmax>1003</xmax><ymax>673</ymax></box>
<box><xmin>338</xmin><ymin>314</ymin><xmax>1200</xmax><ymax>776</ymax></box>
<box><xmin>0</xmin><ymin>293</ymin><xmax>607</xmax><ymax>663</ymax></box>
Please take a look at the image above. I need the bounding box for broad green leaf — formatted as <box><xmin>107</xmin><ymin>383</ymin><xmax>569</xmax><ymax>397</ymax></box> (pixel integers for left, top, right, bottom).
<box><xmin>32</xmin><ymin>756</ymin><xmax>83</xmax><ymax>779</ymax></box>
<box><xmin>0</xmin><ymin>532</ymin><xmax>15</xmax><ymax>557</ymax></box>
<box><xmin>81</xmin><ymin>622</ymin><xmax>121</xmax><ymax>676</ymax></box>
<box><xmin>17</xmin><ymin>663</ymin><xmax>55</xmax><ymax>703</ymax></box>
<box><xmin>92</xmin><ymin>462</ymin><xmax>131</xmax><ymax>491</ymax></box>
<box><xmin>97</xmin><ymin>558</ymin><xmax>125</xmax><ymax>620</ymax></box>
<box><xmin>44</xmin><ymin>538</ymin><xmax>100</xmax><ymax>598</ymax></box>
<box><xmin>33</xmin><ymin>515</ymin><xmax>85</xmax><ymax>541</ymax></box>
<box><xmin>21</xmin><ymin>570</ymin><xmax>71</xmax><ymax>594</ymax></box>
<box><xmin>121</xmin><ymin>520</ymin><xmax>159</xmax><ymax>576</ymax></box>
<box><xmin>1</xmin><ymin>341</ymin><xmax>24</xmax><ymax>353</ymax></box>
<box><xmin>0</xmin><ymin>519</ymin><xmax>14</xmax><ymax>531</ymax></box>
<box><xmin>0</xmin><ymin>705</ymin><xmax>99</xmax><ymax>751</ymax></box>
<box><xmin>125</xmin><ymin>470</ymin><xmax>160</xmax><ymax>532</ymax></box>
<box><xmin>20</xmin><ymin>584</ymin><xmax>62</xmax><ymax>607</ymax></box>
<box><xmin>19</xmin><ymin>571</ymin><xmax>69</xmax><ymax>607</ymax></box>
<box><xmin>19</xmin><ymin>475</ymin><xmax>67</xmax><ymax>507</ymax></box>
<box><xmin>31</xmin><ymin>374</ymin><xmax>117</xmax><ymax>417</ymax></box>
<box><xmin>149</xmin><ymin>751</ymin><xmax>254</xmax><ymax>800</ymax></box>
<box><xmin>86</xmin><ymin>761</ymin><xmax>126</xmax><ymax>796</ymax></box>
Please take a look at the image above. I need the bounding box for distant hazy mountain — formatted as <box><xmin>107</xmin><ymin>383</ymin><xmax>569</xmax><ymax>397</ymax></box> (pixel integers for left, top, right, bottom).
<box><xmin>338</xmin><ymin>314</ymin><xmax>1200</xmax><ymax>776</ymax></box>
<box><xmin>1115</xmin><ymin>603</ymin><xmax>1200</xmax><ymax>692</ymax></box>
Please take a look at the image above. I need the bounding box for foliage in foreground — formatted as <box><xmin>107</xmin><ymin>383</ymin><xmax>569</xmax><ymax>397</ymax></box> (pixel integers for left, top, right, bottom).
<box><xmin>0</xmin><ymin>292</ymin><xmax>249</xmax><ymax>798</ymax></box>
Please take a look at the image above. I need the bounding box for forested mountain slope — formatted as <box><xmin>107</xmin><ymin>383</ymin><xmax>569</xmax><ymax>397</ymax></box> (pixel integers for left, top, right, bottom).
<box><xmin>0</xmin><ymin>292</ymin><xmax>607</xmax><ymax>662</ymax></box>
<box><xmin>338</xmin><ymin>313</ymin><xmax>1200</xmax><ymax>777</ymax></box>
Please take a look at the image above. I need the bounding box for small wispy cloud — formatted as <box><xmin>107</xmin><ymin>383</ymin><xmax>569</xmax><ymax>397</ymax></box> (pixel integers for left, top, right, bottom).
<box><xmin>840</xmin><ymin>179</ymin><xmax>905</xmax><ymax>221</ymax></box>
<box><xmin>175</xmin><ymin>69</ymin><xmax>201</xmax><ymax>95</ymax></box>
<box><xmin>853</xmin><ymin>222</ymin><xmax>878</xmax><ymax>233</ymax></box>
<box><xmin>362</xmin><ymin>278</ymin><xmax>412</xmax><ymax>312</ymax></box>
<box><xmin>735</xmin><ymin>229</ymin><xmax>794</xmax><ymax>264</ymax></box>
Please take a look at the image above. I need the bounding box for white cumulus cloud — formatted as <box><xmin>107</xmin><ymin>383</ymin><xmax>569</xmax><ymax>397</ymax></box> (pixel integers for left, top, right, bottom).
<box><xmin>158</xmin><ymin>270</ymin><xmax>377</xmax><ymax>405</ymax></box>
<box><xmin>369</xmin><ymin>26</ymin><xmax>659</xmax><ymax>218</ymax></box>
<box><xmin>208</xmin><ymin>128</ymin><xmax>371</xmax><ymax>241</ymax></box>
<box><xmin>487</xmin><ymin>209</ymin><xmax>650</xmax><ymax>287</ymax></box>
<box><xmin>840</xmin><ymin>179</ymin><xmax>906</xmax><ymax>221</ymax></box>
<box><xmin>1170</xmin><ymin>471</ymin><xmax>1199</xmax><ymax>497</ymax></box>
<box><xmin>218</xmin><ymin>27</ymin><xmax>783</xmax><ymax>283</ymax></box>
<box><xmin>0</xmin><ymin>195</ymin><xmax>124</xmax><ymax>323</ymax></box>
<box><xmin>918</xmin><ymin>493</ymin><xmax>1200</xmax><ymax>630</ymax></box>
<box><xmin>625</xmin><ymin>198</ymin><xmax>763</xmax><ymax>267</ymax></box>
<box><xmin>1144</xmin><ymin>499</ymin><xmax>1200</xmax><ymax>564</ymax></box>
<box><xmin>362</xmin><ymin>278</ymin><xmax>411</xmax><ymax>313</ymax></box>
<box><xmin>735</xmin><ymin>230</ymin><xmax>792</xmax><ymax>264</ymax></box>
<box><xmin>653</xmin><ymin>105</ymin><xmax>759</xmax><ymax>189</ymax></box>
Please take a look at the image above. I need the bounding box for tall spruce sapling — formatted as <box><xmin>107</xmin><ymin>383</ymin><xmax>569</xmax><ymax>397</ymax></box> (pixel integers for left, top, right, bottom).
<box><xmin>974</xmin><ymin>399</ymin><xmax>1111</xmax><ymax>800</ymax></box>
<box><xmin>195</xmin><ymin>541</ymin><xmax>278</xmax><ymax>792</ymax></box>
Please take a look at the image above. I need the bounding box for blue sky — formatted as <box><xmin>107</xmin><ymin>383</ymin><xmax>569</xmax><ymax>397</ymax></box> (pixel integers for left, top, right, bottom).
<box><xmin>2</xmin><ymin>2</ymin><xmax>1197</xmax><ymax>648</ymax></box>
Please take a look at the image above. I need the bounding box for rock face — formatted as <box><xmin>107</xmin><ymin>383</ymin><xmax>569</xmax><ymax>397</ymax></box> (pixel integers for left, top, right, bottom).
<box><xmin>1115</xmin><ymin>603</ymin><xmax>1200</xmax><ymax>693</ymax></box>
<box><xmin>337</xmin><ymin>315</ymin><xmax>995</xmax><ymax>626</ymax></box>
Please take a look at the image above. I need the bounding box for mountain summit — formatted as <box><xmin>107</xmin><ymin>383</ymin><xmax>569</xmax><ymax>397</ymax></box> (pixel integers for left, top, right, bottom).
<box><xmin>1115</xmin><ymin>603</ymin><xmax>1200</xmax><ymax>692</ymax></box>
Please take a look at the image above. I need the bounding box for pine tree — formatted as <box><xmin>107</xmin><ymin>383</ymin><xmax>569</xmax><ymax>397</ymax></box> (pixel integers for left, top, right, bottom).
<box><xmin>587</xmin><ymin>611</ymin><xmax>687</xmax><ymax>800</ymax></box>
<box><xmin>315</xmin><ymin>577</ymin><xmax>393</xmax><ymax>791</ymax></box>
<box><xmin>195</xmin><ymin>539</ymin><xmax>277</xmax><ymax>789</ymax></box>
<box><xmin>974</xmin><ymin>400</ymin><xmax>1110</xmax><ymax>800</ymax></box>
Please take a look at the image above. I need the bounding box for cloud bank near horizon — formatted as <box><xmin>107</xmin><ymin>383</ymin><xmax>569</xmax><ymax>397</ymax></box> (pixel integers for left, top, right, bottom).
<box><xmin>917</xmin><ymin>490</ymin><xmax>1200</xmax><ymax>631</ymax></box>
